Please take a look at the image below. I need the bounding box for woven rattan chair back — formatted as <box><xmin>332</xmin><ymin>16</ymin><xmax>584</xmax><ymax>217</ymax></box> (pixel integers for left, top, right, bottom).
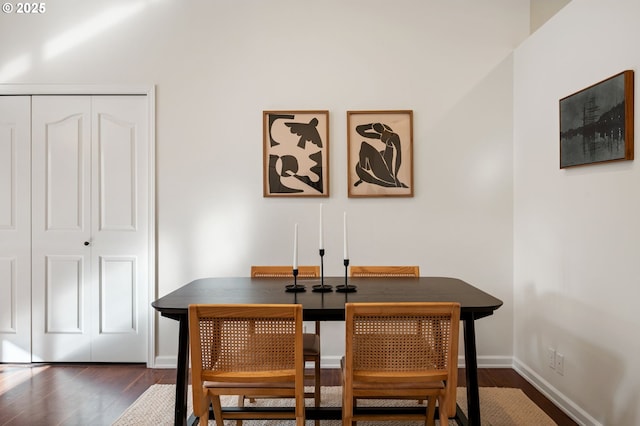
<box><xmin>251</xmin><ymin>265</ymin><xmax>320</xmax><ymax>278</ymax></box>
<box><xmin>349</xmin><ymin>265</ymin><xmax>420</xmax><ymax>278</ymax></box>
<box><xmin>342</xmin><ymin>302</ymin><xmax>460</xmax><ymax>426</ymax></box>
<box><xmin>189</xmin><ymin>304</ymin><xmax>305</xmax><ymax>426</ymax></box>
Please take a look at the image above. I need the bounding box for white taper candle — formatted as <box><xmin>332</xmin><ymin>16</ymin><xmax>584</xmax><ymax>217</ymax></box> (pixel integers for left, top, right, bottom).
<box><xmin>343</xmin><ymin>212</ymin><xmax>349</xmax><ymax>260</ymax></box>
<box><xmin>293</xmin><ymin>223</ymin><xmax>298</xmax><ymax>270</ymax></box>
<box><xmin>319</xmin><ymin>204</ymin><xmax>324</xmax><ymax>250</ymax></box>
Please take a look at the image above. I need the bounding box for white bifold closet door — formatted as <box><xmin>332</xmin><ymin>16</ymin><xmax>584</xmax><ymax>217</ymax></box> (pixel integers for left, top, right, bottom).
<box><xmin>31</xmin><ymin>95</ymin><xmax>149</xmax><ymax>362</ymax></box>
<box><xmin>0</xmin><ymin>96</ymin><xmax>32</xmax><ymax>362</ymax></box>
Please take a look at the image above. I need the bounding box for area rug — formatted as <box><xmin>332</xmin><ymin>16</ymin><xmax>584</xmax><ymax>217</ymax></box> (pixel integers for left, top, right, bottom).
<box><xmin>113</xmin><ymin>385</ymin><xmax>556</xmax><ymax>425</ymax></box>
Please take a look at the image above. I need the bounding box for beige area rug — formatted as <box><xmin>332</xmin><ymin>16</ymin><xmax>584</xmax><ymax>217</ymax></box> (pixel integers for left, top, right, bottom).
<box><xmin>113</xmin><ymin>385</ymin><xmax>556</xmax><ymax>425</ymax></box>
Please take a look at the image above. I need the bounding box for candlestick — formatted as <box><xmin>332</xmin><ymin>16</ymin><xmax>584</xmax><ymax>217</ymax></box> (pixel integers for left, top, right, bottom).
<box><xmin>286</xmin><ymin>267</ymin><xmax>306</xmax><ymax>292</ymax></box>
<box><xmin>336</xmin><ymin>258</ymin><xmax>356</xmax><ymax>293</ymax></box>
<box><xmin>313</xmin><ymin>247</ymin><xmax>332</xmax><ymax>292</ymax></box>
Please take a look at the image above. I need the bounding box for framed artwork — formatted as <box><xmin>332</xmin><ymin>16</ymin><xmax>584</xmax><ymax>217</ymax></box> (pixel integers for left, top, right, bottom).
<box><xmin>347</xmin><ymin>110</ymin><xmax>413</xmax><ymax>197</ymax></box>
<box><xmin>263</xmin><ymin>110</ymin><xmax>329</xmax><ymax>197</ymax></box>
<box><xmin>560</xmin><ymin>70</ymin><xmax>634</xmax><ymax>168</ymax></box>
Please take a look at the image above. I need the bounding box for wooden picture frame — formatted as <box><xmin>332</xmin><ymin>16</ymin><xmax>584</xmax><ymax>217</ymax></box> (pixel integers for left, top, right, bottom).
<box><xmin>263</xmin><ymin>110</ymin><xmax>329</xmax><ymax>197</ymax></box>
<box><xmin>347</xmin><ymin>110</ymin><xmax>413</xmax><ymax>197</ymax></box>
<box><xmin>560</xmin><ymin>70</ymin><xmax>634</xmax><ymax>168</ymax></box>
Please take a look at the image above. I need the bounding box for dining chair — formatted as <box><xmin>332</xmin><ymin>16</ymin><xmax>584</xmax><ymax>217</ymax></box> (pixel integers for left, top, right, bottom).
<box><xmin>250</xmin><ymin>266</ymin><xmax>322</xmax><ymax>414</ymax></box>
<box><xmin>349</xmin><ymin>265</ymin><xmax>423</xmax><ymax>405</ymax></box>
<box><xmin>349</xmin><ymin>265</ymin><xmax>420</xmax><ymax>278</ymax></box>
<box><xmin>188</xmin><ymin>303</ymin><xmax>305</xmax><ymax>426</ymax></box>
<box><xmin>341</xmin><ymin>302</ymin><xmax>460</xmax><ymax>426</ymax></box>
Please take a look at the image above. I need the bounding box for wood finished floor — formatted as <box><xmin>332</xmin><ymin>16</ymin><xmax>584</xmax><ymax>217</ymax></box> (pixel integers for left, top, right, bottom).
<box><xmin>0</xmin><ymin>364</ymin><xmax>577</xmax><ymax>425</ymax></box>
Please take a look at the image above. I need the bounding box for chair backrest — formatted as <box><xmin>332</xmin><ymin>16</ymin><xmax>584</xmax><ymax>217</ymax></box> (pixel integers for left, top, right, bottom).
<box><xmin>251</xmin><ymin>265</ymin><xmax>320</xmax><ymax>278</ymax></box>
<box><xmin>344</xmin><ymin>302</ymin><xmax>460</xmax><ymax>384</ymax></box>
<box><xmin>349</xmin><ymin>265</ymin><xmax>420</xmax><ymax>278</ymax></box>
<box><xmin>189</xmin><ymin>304</ymin><xmax>304</xmax><ymax>383</ymax></box>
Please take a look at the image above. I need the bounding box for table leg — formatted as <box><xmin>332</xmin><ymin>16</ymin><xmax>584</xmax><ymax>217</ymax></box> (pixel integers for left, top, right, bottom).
<box><xmin>174</xmin><ymin>314</ymin><xmax>190</xmax><ymax>426</ymax></box>
<box><xmin>463</xmin><ymin>313</ymin><xmax>481</xmax><ymax>425</ymax></box>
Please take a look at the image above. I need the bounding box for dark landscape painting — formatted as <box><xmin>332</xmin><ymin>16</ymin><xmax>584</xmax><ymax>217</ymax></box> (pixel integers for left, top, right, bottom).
<box><xmin>560</xmin><ymin>70</ymin><xmax>634</xmax><ymax>168</ymax></box>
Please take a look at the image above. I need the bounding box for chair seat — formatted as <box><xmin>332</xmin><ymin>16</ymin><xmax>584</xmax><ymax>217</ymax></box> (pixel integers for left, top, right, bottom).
<box><xmin>303</xmin><ymin>333</ymin><xmax>320</xmax><ymax>356</ymax></box>
<box><xmin>351</xmin><ymin>381</ymin><xmax>445</xmax><ymax>391</ymax></box>
<box><xmin>340</xmin><ymin>357</ymin><xmax>445</xmax><ymax>391</ymax></box>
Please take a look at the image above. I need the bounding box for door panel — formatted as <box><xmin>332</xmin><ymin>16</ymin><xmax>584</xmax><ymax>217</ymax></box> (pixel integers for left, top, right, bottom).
<box><xmin>32</xmin><ymin>96</ymin><xmax>91</xmax><ymax>362</ymax></box>
<box><xmin>45</xmin><ymin>255</ymin><xmax>85</xmax><ymax>334</ymax></box>
<box><xmin>46</xmin><ymin>113</ymin><xmax>86</xmax><ymax>230</ymax></box>
<box><xmin>0</xmin><ymin>96</ymin><xmax>31</xmax><ymax>363</ymax></box>
<box><xmin>98</xmin><ymin>112</ymin><xmax>137</xmax><ymax>231</ymax></box>
<box><xmin>90</xmin><ymin>96</ymin><xmax>148</xmax><ymax>362</ymax></box>
<box><xmin>100</xmin><ymin>256</ymin><xmax>136</xmax><ymax>333</ymax></box>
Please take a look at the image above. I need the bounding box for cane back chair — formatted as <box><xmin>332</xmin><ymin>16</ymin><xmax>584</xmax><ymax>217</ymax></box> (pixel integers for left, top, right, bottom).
<box><xmin>342</xmin><ymin>302</ymin><xmax>460</xmax><ymax>426</ymax></box>
<box><xmin>188</xmin><ymin>304</ymin><xmax>305</xmax><ymax>426</ymax></box>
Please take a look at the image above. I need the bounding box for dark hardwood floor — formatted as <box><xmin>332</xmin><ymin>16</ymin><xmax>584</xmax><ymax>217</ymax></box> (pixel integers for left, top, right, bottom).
<box><xmin>0</xmin><ymin>364</ymin><xmax>577</xmax><ymax>425</ymax></box>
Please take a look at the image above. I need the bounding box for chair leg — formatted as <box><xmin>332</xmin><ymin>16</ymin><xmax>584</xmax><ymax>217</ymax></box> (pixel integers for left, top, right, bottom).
<box><xmin>438</xmin><ymin>394</ymin><xmax>448</xmax><ymax>426</ymax></box>
<box><xmin>352</xmin><ymin>396</ymin><xmax>358</xmax><ymax>425</ymax></box>
<box><xmin>194</xmin><ymin>392</ymin><xmax>210</xmax><ymax>426</ymax></box>
<box><xmin>210</xmin><ymin>395</ymin><xmax>224</xmax><ymax>426</ymax></box>
<box><xmin>314</xmin><ymin>357</ymin><xmax>321</xmax><ymax>406</ymax></box>
<box><xmin>341</xmin><ymin>378</ymin><xmax>351</xmax><ymax>426</ymax></box>
<box><xmin>425</xmin><ymin>395</ymin><xmax>437</xmax><ymax>426</ymax></box>
<box><xmin>237</xmin><ymin>395</ymin><xmax>244</xmax><ymax>426</ymax></box>
<box><xmin>197</xmin><ymin>411</ymin><xmax>208</xmax><ymax>426</ymax></box>
<box><xmin>314</xmin><ymin>357</ymin><xmax>321</xmax><ymax>426</ymax></box>
<box><xmin>295</xmin><ymin>394</ymin><xmax>305</xmax><ymax>426</ymax></box>
<box><xmin>196</xmin><ymin>403</ymin><xmax>209</xmax><ymax>426</ymax></box>
<box><xmin>342</xmin><ymin>399</ymin><xmax>351</xmax><ymax>425</ymax></box>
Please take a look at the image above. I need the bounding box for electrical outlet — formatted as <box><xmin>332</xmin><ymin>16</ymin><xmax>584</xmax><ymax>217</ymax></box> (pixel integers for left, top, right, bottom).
<box><xmin>555</xmin><ymin>353</ymin><xmax>564</xmax><ymax>375</ymax></box>
<box><xmin>547</xmin><ymin>347</ymin><xmax>556</xmax><ymax>369</ymax></box>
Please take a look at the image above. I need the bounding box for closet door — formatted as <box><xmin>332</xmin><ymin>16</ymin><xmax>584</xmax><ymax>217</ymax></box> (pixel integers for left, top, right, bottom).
<box><xmin>31</xmin><ymin>96</ymin><xmax>92</xmax><ymax>361</ymax></box>
<box><xmin>31</xmin><ymin>95</ymin><xmax>149</xmax><ymax>362</ymax></box>
<box><xmin>89</xmin><ymin>96</ymin><xmax>148</xmax><ymax>362</ymax></box>
<box><xmin>0</xmin><ymin>96</ymin><xmax>31</xmax><ymax>363</ymax></box>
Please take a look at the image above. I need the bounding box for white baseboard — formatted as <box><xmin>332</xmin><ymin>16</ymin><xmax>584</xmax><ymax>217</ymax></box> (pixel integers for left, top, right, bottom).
<box><xmin>462</xmin><ymin>355</ymin><xmax>512</xmax><ymax>368</ymax></box>
<box><xmin>321</xmin><ymin>355</ymin><xmax>342</xmax><ymax>369</ymax></box>
<box><xmin>153</xmin><ymin>355</ymin><xmax>178</xmax><ymax>369</ymax></box>
<box><xmin>513</xmin><ymin>357</ymin><xmax>599</xmax><ymax>426</ymax></box>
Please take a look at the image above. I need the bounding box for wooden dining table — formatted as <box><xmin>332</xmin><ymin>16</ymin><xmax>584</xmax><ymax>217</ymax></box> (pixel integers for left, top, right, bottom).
<box><xmin>152</xmin><ymin>276</ymin><xmax>503</xmax><ymax>426</ymax></box>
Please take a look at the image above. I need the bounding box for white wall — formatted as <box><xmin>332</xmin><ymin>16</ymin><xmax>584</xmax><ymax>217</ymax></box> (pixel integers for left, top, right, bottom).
<box><xmin>514</xmin><ymin>1</ymin><xmax>640</xmax><ymax>425</ymax></box>
<box><xmin>530</xmin><ymin>0</ymin><xmax>571</xmax><ymax>33</ymax></box>
<box><xmin>0</xmin><ymin>0</ymin><xmax>525</xmax><ymax>371</ymax></box>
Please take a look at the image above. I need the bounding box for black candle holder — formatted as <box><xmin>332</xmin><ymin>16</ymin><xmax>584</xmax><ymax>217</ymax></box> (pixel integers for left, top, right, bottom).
<box><xmin>313</xmin><ymin>248</ymin><xmax>333</xmax><ymax>292</ymax></box>
<box><xmin>336</xmin><ymin>258</ymin><xmax>357</xmax><ymax>293</ymax></box>
<box><xmin>285</xmin><ymin>268</ymin><xmax>306</xmax><ymax>292</ymax></box>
